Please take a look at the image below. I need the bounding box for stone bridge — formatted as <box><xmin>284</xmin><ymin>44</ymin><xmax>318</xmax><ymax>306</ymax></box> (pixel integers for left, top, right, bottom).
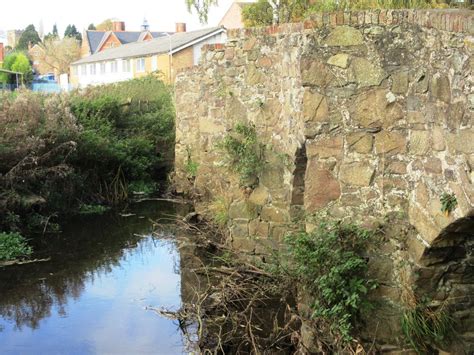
<box><xmin>175</xmin><ymin>9</ymin><xmax>473</xmax><ymax>351</ymax></box>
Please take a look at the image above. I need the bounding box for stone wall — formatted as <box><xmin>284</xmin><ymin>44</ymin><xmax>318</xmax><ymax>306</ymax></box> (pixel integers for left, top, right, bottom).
<box><xmin>175</xmin><ymin>9</ymin><xmax>473</xmax><ymax>352</ymax></box>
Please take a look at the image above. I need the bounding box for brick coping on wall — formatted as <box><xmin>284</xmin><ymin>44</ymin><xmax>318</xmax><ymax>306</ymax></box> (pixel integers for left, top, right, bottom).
<box><xmin>178</xmin><ymin>9</ymin><xmax>473</xmax><ymax>75</ymax></box>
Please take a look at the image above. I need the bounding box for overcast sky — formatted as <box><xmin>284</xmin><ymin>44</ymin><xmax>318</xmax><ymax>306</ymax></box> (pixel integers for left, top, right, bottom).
<box><xmin>0</xmin><ymin>0</ymin><xmax>240</xmax><ymax>44</ymax></box>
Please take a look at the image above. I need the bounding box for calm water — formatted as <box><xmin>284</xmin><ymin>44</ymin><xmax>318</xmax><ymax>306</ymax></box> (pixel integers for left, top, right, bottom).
<box><xmin>0</xmin><ymin>201</ymin><xmax>192</xmax><ymax>355</ymax></box>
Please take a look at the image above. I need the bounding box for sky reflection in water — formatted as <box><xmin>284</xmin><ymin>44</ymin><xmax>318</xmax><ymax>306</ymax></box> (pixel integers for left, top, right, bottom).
<box><xmin>0</xmin><ymin>202</ymin><xmax>187</xmax><ymax>355</ymax></box>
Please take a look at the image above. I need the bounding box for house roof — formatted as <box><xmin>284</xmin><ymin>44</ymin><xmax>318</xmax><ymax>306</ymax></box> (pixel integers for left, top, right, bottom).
<box><xmin>74</xmin><ymin>27</ymin><xmax>225</xmax><ymax>65</ymax></box>
<box><xmin>86</xmin><ymin>30</ymin><xmax>170</xmax><ymax>53</ymax></box>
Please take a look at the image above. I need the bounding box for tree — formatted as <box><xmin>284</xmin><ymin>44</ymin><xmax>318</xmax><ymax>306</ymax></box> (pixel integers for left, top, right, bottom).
<box><xmin>96</xmin><ymin>19</ymin><xmax>114</xmax><ymax>31</ymax></box>
<box><xmin>242</xmin><ymin>0</ymin><xmax>311</xmax><ymax>26</ymax></box>
<box><xmin>0</xmin><ymin>52</ymin><xmax>33</xmax><ymax>84</ymax></box>
<box><xmin>16</xmin><ymin>25</ymin><xmax>41</xmax><ymax>51</ymax></box>
<box><xmin>37</xmin><ymin>37</ymin><xmax>81</xmax><ymax>75</ymax></box>
<box><xmin>44</xmin><ymin>24</ymin><xmax>59</xmax><ymax>42</ymax></box>
<box><xmin>184</xmin><ymin>0</ymin><xmax>219</xmax><ymax>24</ymax></box>
<box><xmin>64</xmin><ymin>25</ymin><xmax>82</xmax><ymax>43</ymax></box>
<box><xmin>88</xmin><ymin>23</ymin><xmax>97</xmax><ymax>30</ymax></box>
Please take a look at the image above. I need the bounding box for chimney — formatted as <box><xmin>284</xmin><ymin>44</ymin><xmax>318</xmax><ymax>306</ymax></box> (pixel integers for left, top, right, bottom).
<box><xmin>175</xmin><ymin>23</ymin><xmax>187</xmax><ymax>33</ymax></box>
<box><xmin>0</xmin><ymin>43</ymin><xmax>4</xmax><ymax>62</ymax></box>
<box><xmin>112</xmin><ymin>21</ymin><xmax>126</xmax><ymax>32</ymax></box>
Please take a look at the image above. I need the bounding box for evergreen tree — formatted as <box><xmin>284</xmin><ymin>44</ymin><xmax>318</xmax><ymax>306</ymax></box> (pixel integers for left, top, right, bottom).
<box><xmin>52</xmin><ymin>24</ymin><xmax>59</xmax><ymax>37</ymax></box>
<box><xmin>44</xmin><ymin>24</ymin><xmax>59</xmax><ymax>42</ymax></box>
<box><xmin>16</xmin><ymin>25</ymin><xmax>41</xmax><ymax>50</ymax></box>
<box><xmin>88</xmin><ymin>23</ymin><xmax>97</xmax><ymax>30</ymax></box>
<box><xmin>64</xmin><ymin>24</ymin><xmax>82</xmax><ymax>44</ymax></box>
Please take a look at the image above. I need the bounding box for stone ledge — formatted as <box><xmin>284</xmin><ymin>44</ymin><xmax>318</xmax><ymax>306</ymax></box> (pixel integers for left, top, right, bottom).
<box><xmin>226</xmin><ymin>9</ymin><xmax>474</xmax><ymax>40</ymax></box>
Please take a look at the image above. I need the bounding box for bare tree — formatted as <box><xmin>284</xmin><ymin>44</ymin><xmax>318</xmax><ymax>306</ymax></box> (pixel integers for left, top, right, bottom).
<box><xmin>37</xmin><ymin>37</ymin><xmax>81</xmax><ymax>75</ymax></box>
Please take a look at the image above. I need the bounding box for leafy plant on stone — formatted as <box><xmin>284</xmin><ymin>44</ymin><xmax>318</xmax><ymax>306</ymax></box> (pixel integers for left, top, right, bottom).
<box><xmin>0</xmin><ymin>232</ymin><xmax>32</xmax><ymax>261</ymax></box>
<box><xmin>218</xmin><ymin>122</ymin><xmax>265</xmax><ymax>187</ymax></box>
<box><xmin>284</xmin><ymin>220</ymin><xmax>377</xmax><ymax>346</ymax></box>
<box><xmin>185</xmin><ymin>147</ymin><xmax>199</xmax><ymax>178</ymax></box>
<box><xmin>440</xmin><ymin>192</ymin><xmax>457</xmax><ymax>216</ymax></box>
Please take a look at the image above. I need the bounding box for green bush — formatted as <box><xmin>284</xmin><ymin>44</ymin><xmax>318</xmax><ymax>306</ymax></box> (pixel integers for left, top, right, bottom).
<box><xmin>218</xmin><ymin>123</ymin><xmax>265</xmax><ymax>187</ymax></box>
<box><xmin>285</xmin><ymin>220</ymin><xmax>377</xmax><ymax>344</ymax></box>
<box><xmin>0</xmin><ymin>76</ymin><xmax>175</xmax><ymax>233</ymax></box>
<box><xmin>0</xmin><ymin>232</ymin><xmax>32</xmax><ymax>261</ymax></box>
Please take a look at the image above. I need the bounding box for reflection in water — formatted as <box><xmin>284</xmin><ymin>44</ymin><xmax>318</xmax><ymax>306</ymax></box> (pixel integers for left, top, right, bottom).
<box><xmin>0</xmin><ymin>201</ymin><xmax>191</xmax><ymax>354</ymax></box>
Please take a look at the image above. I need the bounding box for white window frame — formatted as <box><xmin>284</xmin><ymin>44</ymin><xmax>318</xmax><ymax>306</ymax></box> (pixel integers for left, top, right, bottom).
<box><xmin>136</xmin><ymin>58</ymin><xmax>145</xmax><ymax>72</ymax></box>
<box><xmin>100</xmin><ymin>62</ymin><xmax>106</xmax><ymax>74</ymax></box>
<box><xmin>151</xmin><ymin>56</ymin><xmax>158</xmax><ymax>72</ymax></box>
<box><xmin>89</xmin><ymin>64</ymin><xmax>96</xmax><ymax>75</ymax></box>
<box><xmin>122</xmin><ymin>59</ymin><xmax>131</xmax><ymax>72</ymax></box>
<box><xmin>110</xmin><ymin>61</ymin><xmax>118</xmax><ymax>73</ymax></box>
<box><xmin>81</xmin><ymin>65</ymin><xmax>87</xmax><ymax>76</ymax></box>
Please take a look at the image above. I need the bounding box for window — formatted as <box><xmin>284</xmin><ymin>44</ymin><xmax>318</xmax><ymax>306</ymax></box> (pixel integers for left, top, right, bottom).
<box><xmin>136</xmin><ymin>58</ymin><xmax>145</xmax><ymax>72</ymax></box>
<box><xmin>110</xmin><ymin>61</ymin><xmax>118</xmax><ymax>73</ymax></box>
<box><xmin>72</xmin><ymin>66</ymin><xmax>78</xmax><ymax>75</ymax></box>
<box><xmin>122</xmin><ymin>60</ymin><xmax>131</xmax><ymax>72</ymax></box>
<box><xmin>81</xmin><ymin>65</ymin><xmax>87</xmax><ymax>76</ymax></box>
<box><xmin>100</xmin><ymin>62</ymin><xmax>106</xmax><ymax>74</ymax></box>
<box><xmin>151</xmin><ymin>56</ymin><xmax>158</xmax><ymax>72</ymax></box>
<box><xmin>89</xmin><ymin>64</ymin><xmax>96</xmax><ymax>75</ymax></box>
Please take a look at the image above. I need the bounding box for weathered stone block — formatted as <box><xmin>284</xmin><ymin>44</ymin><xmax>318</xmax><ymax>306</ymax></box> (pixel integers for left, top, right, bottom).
<box><xmin>229</xmin><ymin>201</ymin><xmax>258</xmax><ymax>219</ymax></box>
<box><xmin>432</xmin><ymin>126</ymin><xmax>446</xmax><ymax>151</ymax></box>
<box><xmin>340</xmin><ymin>162</ymin><xmax>375</xmax><ymax>186</ymax></box>
<box><xmin>305</xmin><ymin>163</ymin><xmax>341</xmax><ymax>211</ymax></box>
<box><xmin>391</xmin><ymin>71</ymin><xmax>409</xmax><ymax>94</ymax></box>
<box><xmin>306</xmin><ymin>136</ymin><xmax>343</xmax><ymax>159</ymax></box>
<box><xmin>324</xmin><ymin>25</ymin><xmax>363</xmax><ymax>46</ymax></box>
<box><xmin>327</xmin><ymin>53</ymin><xmax>350</xmax><ymax>68</ymax></box>
<box><xmin>248</xmin><ymin>219</ymin><xmax>270</xmax><ymax>238</ymax></box>
<box><xmin>246</xmin><ymin>65</ymin><xmax>265</xmax><ymax>85</ymax></box>
<box><xmin>351</xmin><ymin>57</ymin><xmax>386</xmax><ymax>88</ymax></box>
<box><xmin>447</xmin><ymin>131</ymin><xmax>474</xmax><ymax>154</ymax></box>
<box><xmin>260</xmin><ymin>205</ymin><xmax>290</xmax><ymax>223</ymax></box>
<box><xmin>351</xmin><ymin>89</ymin><xmax>403</xmax><ymax>128</ymax></box>
<box><xmin>430</xmin><ymin>74</ymin><xmax>451</xmax><ymax>103</ymax></box>
<box><xmin>301</xmin><ymin>58</ymin><xmax>336</xmax><ymax>87</ymax></box>
<box><xmin>409</xmin><ymin>130</ymin><xmax>431</xmax><ymax>156</ymax></box>
<box><xmin>424</xmin><ymin>158</ymin><xmax>442</xmax><ymax>174</ymax></box>
<box><xmin>302</xmin><ymin>89</ymin><xmax>328</xmax><ymax>123</ymax></box>
<box><xmin>409</xmin><ymin>203</ymin><xmax>439</xmax><ymax>246</ymax></box>
<box><xmin>347</xmin><ymin>132</ymin><xmax>374</xmax><ymax>154</ymax></box>
<box><xmin>374</xmin><ymin>131</ymin><xmax>407</xmax><ymax>156</ymax></box>
<box><xmin>248</xmin><ymin>186</ymin><xmax>270</xmax><ymax>206</ymax></box>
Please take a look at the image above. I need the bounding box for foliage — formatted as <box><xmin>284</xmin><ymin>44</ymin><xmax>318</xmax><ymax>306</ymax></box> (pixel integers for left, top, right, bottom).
<box><xmin>184</xmin><ymin>0</ymin><xmax>219</xmax><ymax>23</ymax></box>
<box><xmin>78</xmin><ymin>204</ymin><xmax>110</xmax><ymax>215</ymax></box>
<box><xmin>0</xmin><ymin>76</ymin><xmax>175</xmax><ymax>234</ymax></box>
<box><xmin>284</xmin><ymin>220</ymin><xmax>377</xmax><ymax>345</ymax></box>
<box><xmin>128</xmin><ymin>180</ymin><xmax>159</xmax><ymax>195</ymax></box>
<box><xmin>306</xmin><ymin>0</ymin><xmax>449</xmax><ymax>12</ymax></box>
<box><xmin>440</xmin><ymin>192</ymin><xmax>457</xmax><ymax>216</ymax></box>
<box><xmin>0</xmin><ymin>52</ymin><xmax>33</xmax><ymax>84</ymax></box>
<box><xmin>38</xmin><ymin>37</ymin><xmax>81</xmax><ymax>75</ymax></box>
<box><xmin>96</xmin><ymin>19</ymin><xmax>114</xmax><ymax>31</ymax></box>
<box><xmin>0</xmin><ymin>232</ymin><xmax>32</xmax><ymax>261</ymax></box>
<box><xmin>401</xmin><ymin>300</ymin><xmax>454</xmax><ymax>352</ymax></box>
<box><xmin>87</xmin><ymin>24</ymin><xmax>97</xmax><ymax>30</ymax></box>
<box><xmin>243</xmin><ymin>0</ymin><xmax>312</xmax><ymax>26</ymax></box>
<box><xmin>64</xmin><ymin>25</ymin><xmax>82</xmax><ymax>43</ymax></box>
<box><xmin>185</xmin><ymin>147</ymin><xmax>199</xmax><ymax>178</ymax></box>
<box><xmin>209</xmin><ymin>195</ymin><xmax>231</xmax><ymax>227</ymax></box>
<box><xmin>16</xmin><ymin>25</ymin><xmax>41</xmax><ymax>51</ymax></box>
<box><xmin>219</xmin><ymin>123</ymin><xmax>265</xmax><ymax>187</ymax></box>
<box><xmin>44</xmin><ymin>24</ymin><xmax>60</xmax><ymax>41</ymax></box>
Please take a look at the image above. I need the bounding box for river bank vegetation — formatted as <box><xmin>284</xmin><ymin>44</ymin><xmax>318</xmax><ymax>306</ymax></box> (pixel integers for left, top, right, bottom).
<box><xmin>0</xmin><ymin>76</ymin><xmax>174</xmax><ymax>260</ymax></box>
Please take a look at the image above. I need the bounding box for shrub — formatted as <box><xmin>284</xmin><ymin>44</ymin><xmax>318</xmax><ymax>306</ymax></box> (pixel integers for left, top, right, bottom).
<box><xmin>0</xmin><ymin>232</ymin><xmax>32</xmax><ymax>261</ymax></box>
<box><xmin>219</xmin><ymin>123</ymin><xmax>265</xmax><ymax>187</ymax></box>
<box><xmin>284</xmin><ymin>220</ymin><xmax>377</xmax><ymax>345</ymax></box>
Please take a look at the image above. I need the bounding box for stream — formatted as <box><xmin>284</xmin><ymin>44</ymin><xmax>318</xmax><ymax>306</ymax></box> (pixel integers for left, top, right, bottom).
<box><xmin>0</xmin><ymin>201</ymin><xmax>195</xmax><ymax>355</ymax></box>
